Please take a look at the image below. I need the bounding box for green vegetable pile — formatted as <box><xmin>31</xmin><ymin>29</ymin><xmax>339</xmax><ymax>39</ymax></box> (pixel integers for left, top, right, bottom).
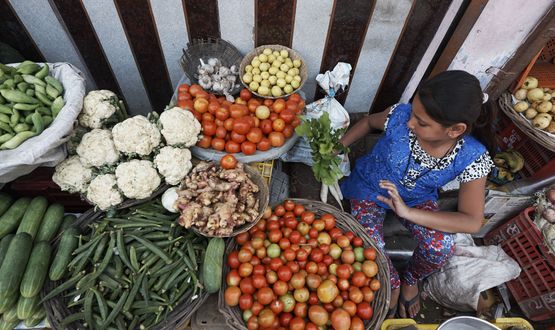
<box><xmin>295</xmin><ymin>112</ymin><xmax>349</xmax><ymax>185</ymax></box>
<box><xmin>41</xmin><ymin>197</ymin><xmax>214</xmax><ymax>330</ymax></box>
<box><xmin>0</xmin><ymin>61</ymin><xmax>65</xmax><ymax>150</ymax></box>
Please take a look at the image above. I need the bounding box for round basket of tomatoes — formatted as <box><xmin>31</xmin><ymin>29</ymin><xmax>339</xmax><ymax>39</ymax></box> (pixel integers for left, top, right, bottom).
<box><xmin>218</xmin><ymin>199</ymin><xmax>391</xmax><ymax>330</ymax></box>
<box><xmin>176</xmin><ymin>84</ymin><xmax>304</xmax><ymax>163</ymax></box>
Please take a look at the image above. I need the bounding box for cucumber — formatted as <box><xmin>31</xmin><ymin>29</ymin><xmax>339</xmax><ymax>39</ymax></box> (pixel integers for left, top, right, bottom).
<box><xmin>35</xmin><ymin>203</ymin><xmax>64</xmax><ymax>242</ymax></box>
<box><xmin>0</xmin><ymin>291</ymin><xmax>17</xmax><ymax>314</ymax></box>
<box><xmin>0</xmin><ymin>193</ymin><xmax>13</xmax><ymax>217</ymax></box>
<box><xmin>0</xmin><ymin>197</ymin><xmax>31</xmax><ymax>239</ymax></box>
<box><xmin>0</xmin><ymin>318</ymin><xmax>19</xmax><ymax>330</ymax></box>
<box><xmin>58</xmin><ymin>214</ymin><xmax>76</xmax><ymax>233</ymax></box>
<box><xmin>17</xmin><ymin>196</ymin><xmax>48</xmax><ymax>240</ymax></box>
<box><xmin>49</xmin><ymin>227</ymin><xmax>79</xmax><ymax>281</ymax></box>
<box><xmin>20</xmin><ymin>241</ymin><xmax>51</xmax><ymax>298</ymax></box>
<box><xmin>0</xmin><ymin>234</ymin><xmax>14</xmax><ymax>266</ymax></box>
<box><xmin>16</xmin><ymin>294</ymin><xmax>40</xmax><ymax>320</ymax></box>
<box><xmin>202</xmin><ymin>237</ymin><xmax>225</xmax><ymax>293</ymax></box>
<box><xmin>0</xmin><ymin>233</ymin><xmax>32</xmax><ymax>304</ymax></box>
<box><xmin>1</xmin><ymin>301</ymin><xmax>18</xmax><ymax>322</ymax></box>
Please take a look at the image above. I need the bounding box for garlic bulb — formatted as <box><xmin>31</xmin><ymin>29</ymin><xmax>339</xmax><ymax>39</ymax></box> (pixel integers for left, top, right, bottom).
<box><xmin>212</xmin><ymin>81</ymin><xmax>223</xmax><ymax>92</ymax></box>
<box><xmin>199</xmin><ymin>75</ymin><xmax>212</xmax><ymax>89</ymax></box>
<box><xmin>212</xmin><ymin>73</ymin><xmax>222</xmax><ymax>82</ymax></box>
<box><xmin>221</xmin><ymin>80</ymin><xmax>231</xmax><ymax>93</ymax></box>
<box><xmin>198</xmin><ymin>59</ymin><xmax>214</xmax><ymax>75</ymax></box>
<box><xmin>208</xmin><ymin>58</ymin><xmax>220</xmax><ymax>67</ymax></box>
<box><xmin>230</xmin><ymin>65</ymin><xmax>239</xmax><ymax>75</ymax></box>
<box><xmin>218</xmin><ymin>66</ymin><xmax>231</xmax><ymax>77</ymax></box>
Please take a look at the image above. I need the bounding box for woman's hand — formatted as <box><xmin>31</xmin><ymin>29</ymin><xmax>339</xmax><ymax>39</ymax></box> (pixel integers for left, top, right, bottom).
<box><xmin>377</xmin><ymin>180</ymin><xmax>412</xmax><ymax>219</ymax></box>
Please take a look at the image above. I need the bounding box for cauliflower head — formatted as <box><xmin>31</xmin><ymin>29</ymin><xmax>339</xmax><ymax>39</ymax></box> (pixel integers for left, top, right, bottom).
<box><xmin>79</xmin><ymin>90</ymin><xmax>119</xmax><ymax>129</ymax></box>
<box><xmin>115</xmin><ymin>160</ymin><xmax>161</xmax><ymax>199</ymax></box>
<box><xmin>77</xmin><ymin>129</ymin><xmax>120</xmax><ymax>167</ymax></box>
<box><xmin>158</xmin><ymin>107</ymin><xmax>201</xmax><ymax>147</ymax></box>
<box><xmin>86</xmin><ymin>174</ymin><xmax>123</xmax><ymax>210</ymax></box>
<box><xmin>53</xmin><ymin>156</ymin><xmax>92</xmax><ymax>193</ymax></box>
<box><xmin>154</xmin><ymin>146</ymin><xmax>192</xmax><ymax>185</ymax></box>
<box><xmin>112</xmin><ymin>115</ymin><xmax>161</xmax><ymax>156</ymax></box>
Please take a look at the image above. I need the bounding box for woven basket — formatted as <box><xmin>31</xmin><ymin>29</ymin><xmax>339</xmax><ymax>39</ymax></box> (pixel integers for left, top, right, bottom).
<box><xmin>188</xmin><ymin>163</ymin><xmax>270</xmax><ymax>238</ymax></box>
<box><xmin>239</xmin><ymin>44</ymin><xmax>308</xmax><ymax>99</ymax></box>
<box><xmin>499</xmin><ymin>93</ymin><xmax>555</xmax><ymax>152</ymax></box>
<box><xmin>180</xmin><ymin>38</ymin><xmax>243</xmax><ymax>96</ymax></box>
<box><xmin>217</xmin><ymin>199</ymin><xmax>391</xmax><ymax>330</ymax></box>
<box><xmin>42</xmin><ymin>187</ymin><xmax>209</xmax><ymax>330</ymax></box>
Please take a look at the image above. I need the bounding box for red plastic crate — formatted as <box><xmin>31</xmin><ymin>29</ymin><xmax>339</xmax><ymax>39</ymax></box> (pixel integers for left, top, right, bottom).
<box><xmin>494</xmin><ymin>111</ymin><xmax>555</xmax><ymax>177</ymax></box>
<box><xmin>484</xmin><ymin>207</ymin><xmax>555</xmax><ymax>321</ymax></box>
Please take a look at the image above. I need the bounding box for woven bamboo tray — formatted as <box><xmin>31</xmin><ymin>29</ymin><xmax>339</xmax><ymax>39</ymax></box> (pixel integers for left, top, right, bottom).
<box><xmin>499</xmin><ymin>93</ymin><xmax>555</xmax><ymax>152</ymax></box>
<box><xmin>180</xmin><ymin>37</ymin><xmax>243</xmax><ymax>96</ymax></box>
<box><xmin>217</xmin><ymin>198</ymin><xmax>391</xmax><ymax>330</ymax></box>
<box><xmin>239</xmin><ymin>44</ymin><xmax>308</xmax><ymax>99</ymax></box>
<box><xmin>188</xmin><ymin>163</ymin><xmax>270</xmax><ymax>238</ymax></box>
<box><xmin>42</xmin><ymin>187</ymin><xmax>209</xmax><ymax>330</ymax></box>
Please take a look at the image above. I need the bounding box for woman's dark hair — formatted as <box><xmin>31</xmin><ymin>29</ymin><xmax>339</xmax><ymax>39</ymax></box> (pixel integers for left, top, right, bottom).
<box><xmin>417</xmin><ymin>70</ymin><xmax>496</xmax><ymax>154</ymax></box>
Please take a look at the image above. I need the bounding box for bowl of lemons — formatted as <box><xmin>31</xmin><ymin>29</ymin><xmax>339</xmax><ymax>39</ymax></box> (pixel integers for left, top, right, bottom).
<box><xmin>240</xmin><ymin>45</ymin><xmax>307</xmax><ymax>99</ymax></box>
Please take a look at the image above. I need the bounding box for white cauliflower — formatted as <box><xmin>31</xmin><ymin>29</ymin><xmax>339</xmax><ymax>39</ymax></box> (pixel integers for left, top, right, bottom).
<box><xmin>154</xmin><ymin>146</ymin><xmax>193</xmax><ymax>185</ymax></box>
<box><xmin>86</xmin><ymin>174</ymin><xmax>123</xmax><ymax>210</ymax></box>
<box><xmin>52</xmin><ymin>156</ymin><xmax>92</xmax><ymax>193</ymax></box>
<box><xmin>115</xmin><ymin>160</ymin><xmax>161</xmax><ymax>199</ymax></box>
<box><xmin>112</xmin><ymin>115</ymin><xmax>161</xmax><ymax>156</ymax></box>
<box><xmin>158</xmin><ymin>107</ymin><xmax>201</xmax><ymax>147</ymax></box>
<box><xmin>79</xmin><ymin>90</ymin><xmax>122</xmax><ymax>129</ymax></box>
<box><xmin>77</xmin><ymin>129</ymin><xmax>120</xmax><ymax>167</ymax></box>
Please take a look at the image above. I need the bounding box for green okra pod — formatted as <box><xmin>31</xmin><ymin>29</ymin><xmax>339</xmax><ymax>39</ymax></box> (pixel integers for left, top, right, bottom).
<box><xmin>45</xmin><ymin>76</ymin><xmax>63</xmax><ymax>94</ymax></box>
<box><xmin>31</xmin><ymin>111</ymin><xmax>44</xmax><ymax>134</ymax></box>
<box><xmin>22</xmin><ymin>74</ymin><xmax>46</xmax><ymax>87</ymax></box>
<box><xmin>34</xmin><ymin>64</ymin><xmax>49</xmax><ymax>79</ymax></box>
<box><xmin>0</xmin><ymin>90</ymin><xmax>39</xmax><ymax>104</ymax></box>
<box><xmin>13</xmin><ymin>123</ymin><xmax>30</xmax><ymax>133</ymax></box>
<box><xmin>51</xmin><ymin>96</ymin><xmax>64</xmax><ymax>117</ymax></box>
<box><xmin>45</xmin><ymin>84</ymin><xmax>59</xmax><ymax>99</ymax></box>
<box><xmin>35</xmin><ymin>92</ymin><xmax>52</xmax><ymax>106</ymax></box>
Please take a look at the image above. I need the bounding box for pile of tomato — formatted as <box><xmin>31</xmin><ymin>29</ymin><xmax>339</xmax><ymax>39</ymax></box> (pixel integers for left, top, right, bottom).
<box><xmin>223</xmin><ymin>200</ymin><xmax>381</xmax><ymax>330</ymax></box>
<box><xmin>176</xmin><ymin>84</ymin><xmax>304</xmax><ymax>155</ymax></box>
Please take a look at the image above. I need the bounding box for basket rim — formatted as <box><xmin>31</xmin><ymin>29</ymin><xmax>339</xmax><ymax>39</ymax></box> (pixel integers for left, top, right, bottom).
<box><xmin>499</xmin><ymin>93</ymin><xmax>555</xmax><ymax>152</ymax></box>
<box><xmin>239</xmin><ymin>44</ymin><xmax>308</xmax><ymax>99</ymax></box>
<box><xmin>217</xmin><ymin>198</ymin><xmax>391</xmax><ymax>330</ymax></box>
<box><xmin>42</xmin><ymin>187</ymin><xmax>210</xmax><ymax>330</ymax></box>
<box><xmin>184</xmin><ymin>162</ymin><xmax>270</xmax><ymax>238</ymax></box>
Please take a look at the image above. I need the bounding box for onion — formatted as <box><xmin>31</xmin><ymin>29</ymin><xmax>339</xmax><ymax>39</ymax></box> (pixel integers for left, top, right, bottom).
<box><xmin>543</xmin><ymin>207</ymin><xmax>555</xmax><ymax>223</ymax></box>
<box><xmin>161</xmin><ymin>187</ymin><xmax>179</xmax><ymax>213</ymax></box>
<box><xmin>547</xmin><ymin>189</ymin><xmax>555</xmax><ymax>204</ymax></box>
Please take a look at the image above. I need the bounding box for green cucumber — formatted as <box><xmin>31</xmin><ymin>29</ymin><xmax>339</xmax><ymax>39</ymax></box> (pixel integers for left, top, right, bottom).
<box><xmin>2</xmin><ymin>302</ymin><xmax>19</xmax><ymax>322</ymax></box>
<box><xmin>17</xmin><ymin>196</ymin><xmax>48</xmax><ymax>240</ymax></box>
<box><xmin>202</xmin><ymin>237</ymin><xmax>225</xmax><ymax>293</ymax></box>
<box><xmin>0</xmin><ymin>197</ymin><xmax>31</xmax><ymax>239</ymax></box>
<box><xmin>35</xmin><ymin>203</ymin><xmax>64</xmax><ymax>242</ymax></box>
<box><xmin>0</xmin><ymin>233</ymin><xmax>33</xmax><ymax>304</ymax></box>
<box><xmin>16</xmin><ymin>294</ymin><xmax>40</xmax><ymax>320</ymax></box>
<box><xmin>58</xmin><ymin>214</ymin><xmax>76</xmax><ymax>233</ymax></box>
<box><xmin>0</xmin><ymin>193</ymin><xmax>13</xmax><ymax>217</ymax></box>
<box><xmin>0</xmin><ymin>234</ymin><xmax>14</xmax><ymax>266</ymax></box>
<box><xmin>0</xmin><ymin>291</ymin><xmax>18</xmax><ymax>314</ymax></box>
<box><xmin>49</xmin><ymin>227</ymin><xmax>79</xmax><ymax>281</ymax></box>
<box><xmin>20</xmin><ymin>241</ymin><xmax>52</xmax><ymax>297</ymax></box>
<box><xmin>0</xmin><ymin>318</ymin><xmax>19</xmax><ymax>330</ymax></box>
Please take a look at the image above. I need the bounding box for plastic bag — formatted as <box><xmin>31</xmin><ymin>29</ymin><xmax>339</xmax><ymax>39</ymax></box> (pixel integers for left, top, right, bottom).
<box><xmin>423</xmin><ymin>234</ymin><xmax>521</xmax><ymax>312</ymax></box>
<box><xmin>0</xmin><ymin>62</ymin><xmax>85</xmax><ymax>183</ymax></box>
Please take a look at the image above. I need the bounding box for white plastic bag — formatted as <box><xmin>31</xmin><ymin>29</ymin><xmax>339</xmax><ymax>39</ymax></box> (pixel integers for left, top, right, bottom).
<box><xmin>0</xmin><ymin>62</ymin><xmax>85</xmax><ymax>183</ymax></box>
<box><xmin>423</xmin><ymin>234</ymin><xmax>521</xmax><ymax>312</ymax></box>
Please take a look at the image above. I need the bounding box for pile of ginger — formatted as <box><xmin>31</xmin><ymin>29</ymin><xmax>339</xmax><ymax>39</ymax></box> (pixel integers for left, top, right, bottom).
<box><xmin>177</xmin><ymin>161</ymin><xmax>260</xmax><ymax>236</ymax></box>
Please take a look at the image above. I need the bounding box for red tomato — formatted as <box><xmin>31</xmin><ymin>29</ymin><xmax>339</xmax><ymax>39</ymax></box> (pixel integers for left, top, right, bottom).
<box><xmin>202</xmin><ymin>112</ymin><xmax>214</xmax><ymax>122</ymax></box>
<box><xmin>289</xmin><ymin>93</ymin><xmax>302</xmax><ymax>103</ymax></box>
<box><xmin>277</xmin><ymin>265</ymin><xmax>293</xmax><ymax>282</ymax></box>
<box><xmin>351</xmin><ymin>271</ymin><xmax>367</xmax><ymax>287</ymax></box>
<box><xmin>202</xmin><ymin>121</ymin><xmax>217</xmax><ymax>136</ymax></box>
<box><xmin>356</xmin><ymin>302</ymin><xmax>373</xmax><ymax>320</ymax></box>
<box><xmin>208</xmin><ymin>101</ymin><xmax>219</xmax><ymax>114</ymax></box>
<box><xmin>232</xmin><ymin>117</ymin><xmax>252</xmax><ymax>135</ymax></box>
<box><xmin>225</xmin><ymin>141</ymin><xmax>241</xmax><ymax>153</ymax></box>
<box><xmin>322</xmin><ymin>214</ymin><xmax>336</xmax><ymax>230</ymax></box>
<box><xmin>239</xmin><ymin>263</ymin><xmax>253</xmax><ymax>278</ymax></box>
<box><xmin>364</xmin><ymin>247</ymin><xmax>377</xmax><ymax>261</ymax></box>
<box><xmin>253</xmin><ymin>265</ymin><xmax>266</xmax><ymax>276</ymax></box>
<box><xmin>224</xmin><ymin>118</ymin><xmax>234</xmax><ymax>131</ymax></box>
<box><xmin>211</xmin><ymin>138</ymin><xmax>225</xmax><ymax>151</ymax></box>
<box><xmin>257</xmin><ymin>138</ymin><xmax>271</xmax><ymax>151</ymax></box>
<box><xmin>270</xmin><ymin>258</ymin><xmax>283</xmax><ymax>271</ymax></box>
<box><xmin>189</xmin><ymin>84</ymin><xmax>204</xmax><ymax>97</ymax></box>
<box><xmin>227</xmin><ymin>251</ymin><xmax>240</xmax><ymax>268</ymax></box>
<box><xmin>215</xmin><ymin>126</ymin><xmax>227</xmax><ymax>139</ymax></box>
<box><xmin>215</xmin><ymin>107</ymin><xmax>230</xmax><ymax>121</ymax></box>
<box><xmin>240</xmin><ymin>88</ymin><xmax>252</xmax><ymax>101</ymax></box>
<box><xmin>273</xmin><ymin>280</ymin><xmax>289</xmax><ymax>296</ymax></box>
<box><xmin>256</xmin><ymin>287</ymin><xmax>275</xmax><ymax>305</ymax></box>
<box><xmin>272</xmin><ymin>118</ymin><xmax>286</xmax><ymax>132</ymax></box>
<box><xmin>258</xmin><ymin>119</ymin><xmax>272</xmax><ymax>135</ymax></box>
<box><xmin>286</xmin><ymin>100</ymin><xmax>298</xmax><ymax>112</ymax></box>
<box><xmin>178</xmin><ymin>84</ymin><xmax>190</xmax><ymax>93</ymax></box>
<box><xmin>227</xmin><ymin>269</ymin><xmax>241</xmax><ymax>286</ymax></box>
<box><xmin>239</xmin><ymin>277</ymin><xmax>255</xmax><ymax>294</ymax></box>
<box><xmin>279</xmin><ymin>109</ymin><xmax>296</xmax><ymax>124</ymax></box>
<box><xmin>296</xmin><ymin>248</ymin><xmax>308</xmax><ymax>262</ymax></box>
<box><xmin>252</xmin><ymin>301</ymin><xmax>263</xmax><ymax>316</ymax></box>
<box><xmin>220</xmin><ymin>154</ymin><xmax>238</xmax><ymax>169</ymax></box>
<box><xmin>270</xmin><ymin>299</ymin><xmax>284</xmax><ymax>314</ymax></box>
<box><xmin>282</xmin><ymin>125</ymin><xmax>294</xmax><ymax>138</ymax></box>
<box><xmin>230</xmin><ymin>104</ymin><xmax>248</xmax><ymax>119</ymax></box>
<box><xmin>224</xmin><ymin>286</ymin><xmax>241</xmax><ymax>306</ymax></box>
<box><xmin>269</xmin><ymin>132</ymin><xmax>285</xmax><ymax>147</ymax></box>
<box><xmin>247</xmin><ymin>127</ymin><xmax>263</xmax><ymax>144</ymax></box>
<box><xmin>239</xmin><ymin>294</ymin><xmax>254</xmax><ymax>310</ymax></box>
<box><xmin>279</xmin><ymin>312</ymin><xmax>293</xmax><ymax>327</ymax></box>
<box><xmin>289</xmin><ymin>317</ymin><xmax>305</xmax><ymax>330</ymax></box>
<box><xmin>196</xmin><ymin>135</ymin><xmax>212</xmax><ymax>148</ymax></box>
<box><xmin>353</xmin><ymin>237</ymin><xmax>363</xmax><ymax>247</ymax></box>
<box><xmin>230</xmin><ymin>131</ymin><xmax>246</xmax><ymax>144</ymax></box>
<box><xmin>241</xmin><ymin>141</ymin><xmax>257</xmax><ymax>155</ymax></box>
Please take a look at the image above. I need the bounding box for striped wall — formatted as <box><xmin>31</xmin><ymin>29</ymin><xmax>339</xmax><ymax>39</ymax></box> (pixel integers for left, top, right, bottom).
<box><xmin>1</xmin><ymin>0</ymin><xmax>548</xmax><ymax>116</ymax></box>
<box><xmin>1</xmin><ymin>0</ymin><xmax>419</xmax><ymax>115</ymax></box>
